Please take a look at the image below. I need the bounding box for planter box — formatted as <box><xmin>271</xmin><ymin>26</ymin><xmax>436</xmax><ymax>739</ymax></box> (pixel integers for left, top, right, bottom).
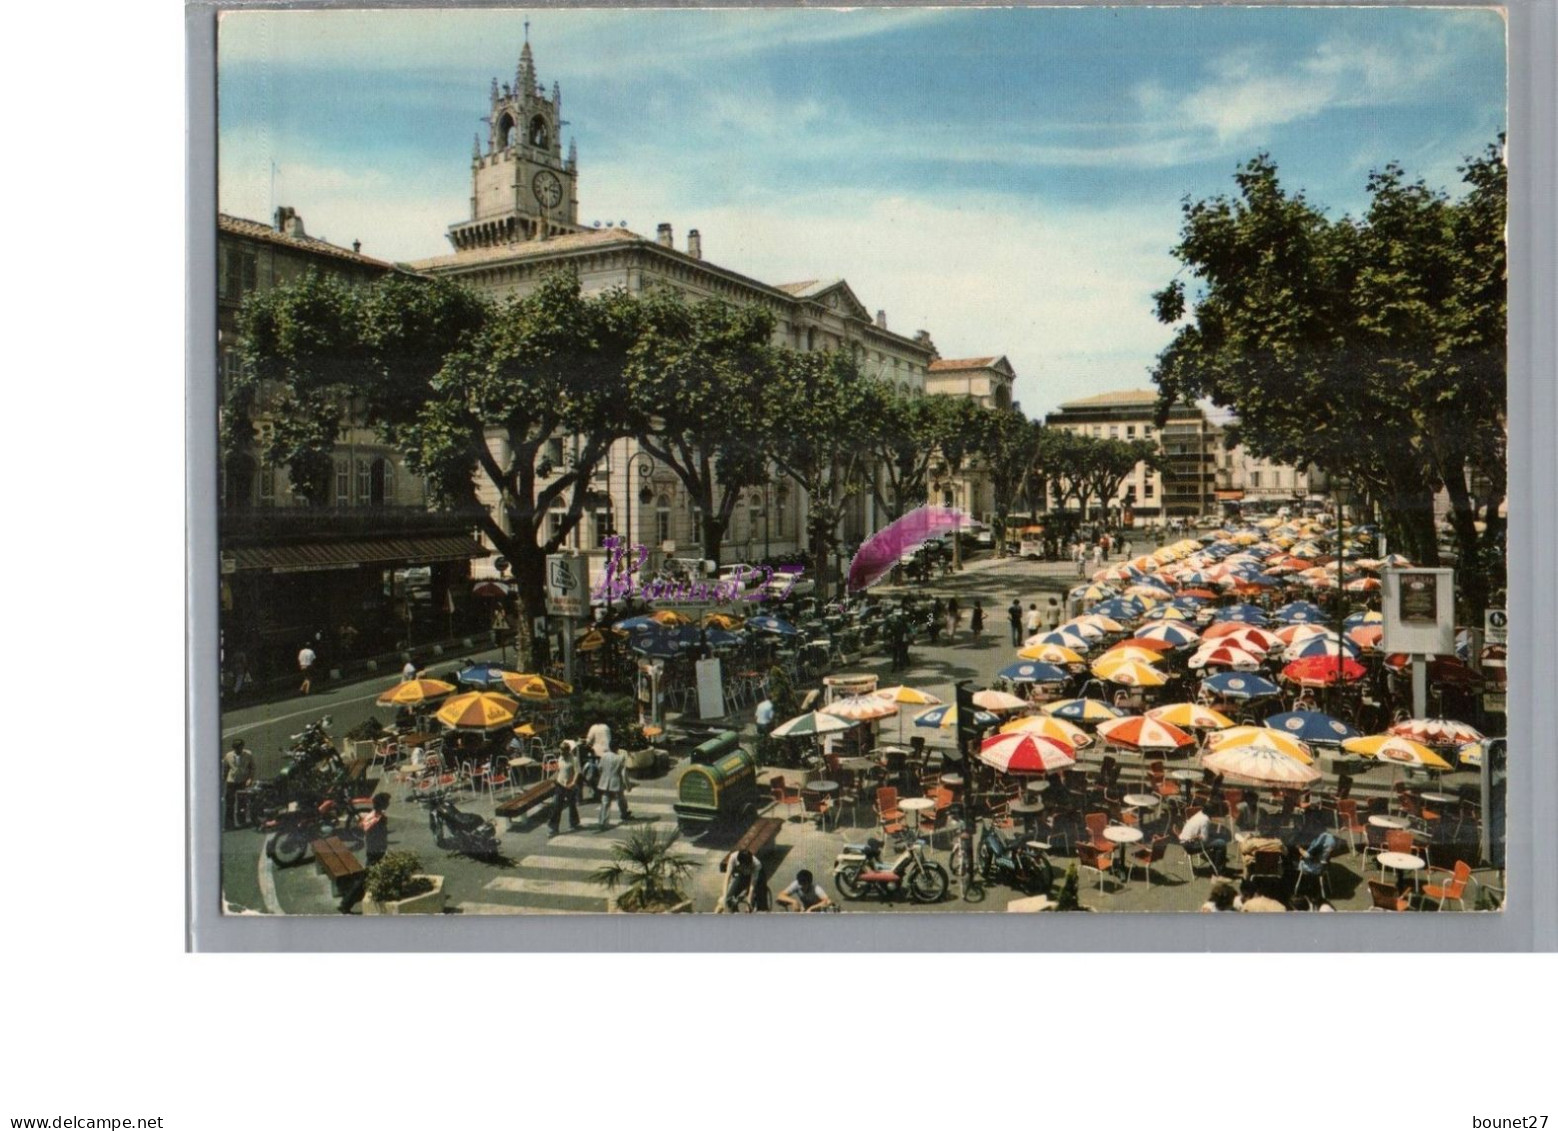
<box><xmin>364</xmin><ymin>874</ymin><xmax>445</xmax><ymax>915</ymax></box>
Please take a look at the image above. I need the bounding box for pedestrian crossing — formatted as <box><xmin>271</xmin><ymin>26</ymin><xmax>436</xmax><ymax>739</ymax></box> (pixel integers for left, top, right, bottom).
<box><xmin>455</xmin><ymin>786</ymin><xmax>719</xmax><ymax>915</ymax></box>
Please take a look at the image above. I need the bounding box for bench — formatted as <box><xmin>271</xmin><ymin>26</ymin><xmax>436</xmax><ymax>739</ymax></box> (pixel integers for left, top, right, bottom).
<box><xmin>495</xmin><ymin>780</ymin><xmax>558</xmax><ymax>830</ymax></box>
<box><xmin>311</xmin><ymin>836</ymin><xmax>364</xmax><ymax>895</ymax></box>
<box><xmin>733</xmin><ymin>816</ymin><xmax>783</xmax><ymax>859</ymax></box>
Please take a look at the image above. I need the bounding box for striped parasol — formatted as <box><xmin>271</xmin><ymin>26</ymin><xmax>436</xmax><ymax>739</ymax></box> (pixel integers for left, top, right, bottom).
<box><xmin>1096</xmin><ymin>714</ymin><xmax>1195</xmax><ymax>752</ymax></box>
<box><xmin>1202</xmin><ymin>741</ymin><xmax>1322</xmax><ymax>787</ymax></box>
<box><xmin>1206</xmin><ymin>726</ymin><xmax>1314</xmax><ymax>763</ymax></box>
<box><xmin>435</xmin><ymin>691</ymin><xmax>523</xmax><ymax>731</ymax></box>
<box><xmin>978</xmin><ymin>732</ymin><xmax>1078</xmax><ymax>776</ymax></box>
<box><xmin>376</xmin><ymin>678</ymin><xmax>457</xmax><ymax>707</ymax></box>
<box><xmin>821</xmin><ymin>695</ymin><xmax>899</xmax><ymax>722</ymax></box>
<box><xmin>770</xmin><ymin>711</ymin><xmax>854</xmax><ymax>739</ymax></box>
<box><xmin>1147</xmin><ymin>702</ymin><xmax>1236</xmax><ymax>730</ymax></box>
<box><xmin>1342</xmin><ymin>734</ymin><xmax>1453</xmax><ymax>769</ymax></box>
<box><xmin>1042</xmin><ymin>698</ymin><xmax>1128</xmax><ymax>723</ymax></box>
<box><xmin>999</xmin><ymin>713</ymin><xmax>1093</xmax><ymax>748</ymax></box>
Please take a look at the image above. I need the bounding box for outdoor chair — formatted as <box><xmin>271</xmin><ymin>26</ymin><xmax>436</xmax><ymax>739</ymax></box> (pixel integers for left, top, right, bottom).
<box><xmin>1128</xmin><ymin>836</ymin><xmax>1170</xmax><ymax>887</ymax></box>
<box><xmin>1384</xmin><ymin>828</ymin><xmax>1417</xmax><ymax>856</ymax></box>
<box><xmin>1173</xmin><ymin>825</ymin><xmax>1217</xmax><ymax>878</ymax></box>
<box><xmin>1421</xmin><ymin>861</ymin><xmax>1474</xmax><ymax>911</ymax></box>
<box><xmin>1334</xmin><ymin>799</ymin><xmax>1369</xmax><ymax>856</ymax></box>
<box><xmin>1084</xmin><ymin>811</ymin><xmax>1112</xmax><ymax>853</ymax></box>
<box><xmin>875</xmin><ymin>786</ymin><xmax>908</xmax><ymax>846</ymax></box>
<box><xmin>1367</xmin><ymin>879</ymin><xmax>1413</xmax><ymax>911</ymax></box>
<box><xmin>802</xmin><ymin>789</ymin><xmax>833</xmax><ymax>832</ymax></box>
<box><xmin>1245</xmin><ymin>848</ymin><xmax>1285</xmax><ymax>889</ymax></box>
<box><xmin>770</xmin><ymin>776</ymin><xmax>803</xmax><ymax>821</ymax></box>
<box><xmin>1076</xmin><ymin>843</ymin><xmax>1119</xmax><ymax>894</ymax></box>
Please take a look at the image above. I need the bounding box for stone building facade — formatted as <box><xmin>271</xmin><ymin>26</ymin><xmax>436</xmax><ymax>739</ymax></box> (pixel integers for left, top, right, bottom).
<box><xmin>924</xmin><ymin>355</ymin><xmax>1018</xmax><ymax>522</ymax></box>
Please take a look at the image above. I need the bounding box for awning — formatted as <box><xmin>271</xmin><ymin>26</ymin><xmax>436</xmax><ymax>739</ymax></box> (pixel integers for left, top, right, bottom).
<box><xmin>228</xmin><ymin>535</ymin><xmax>490</xmax><ymax>574</ymax></box>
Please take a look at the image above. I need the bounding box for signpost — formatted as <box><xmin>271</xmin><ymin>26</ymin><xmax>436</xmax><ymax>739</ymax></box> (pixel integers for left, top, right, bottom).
<box><xmin>1484</xmin><ymin>607</ymin><xmax>1508</xmax><ymax>647</ymax></box>
<box><xmin>545</xmin><ymin>554</ymin><xmax>591</xmax><ymax>686</ymax></box>
<box><xmin>1381</xmin><ymin>568</ymin><xmax>1456</xmax><ymax>719</ymax></box>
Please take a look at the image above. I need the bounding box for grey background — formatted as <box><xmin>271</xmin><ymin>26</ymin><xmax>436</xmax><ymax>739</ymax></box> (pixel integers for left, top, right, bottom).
<box><xmin>186</xmin><ymin>0</ymin><xmax>1557</xmax><ymax>951</ymax></box>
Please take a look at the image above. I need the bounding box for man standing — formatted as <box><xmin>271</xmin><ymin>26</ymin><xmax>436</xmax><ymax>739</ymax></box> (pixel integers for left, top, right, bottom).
<box><xmin>222</xmin><ymin>739</ymin><xmax>254</xmax><ymax>830</ymax></box>
<box><xmin>754</xmin><ymin>695</ymin><xmax>775</xmax><ymax>737</ymax></box>
<box><xmin>585</xmin><ymin>719</ymin><xmax>613</xmax><ymax>760</ymax></box>
<box><xmin>401</xmin><ymin>658</ymin><xmax>417</xmax><ymax>683</ymax></box>
<box><xmin>1045</xmin><ymin>596</ymin><xmax>1062</xmax><ymax>630</ymax></box>
<box><xmin>595</xmin><ymin>746</ymin><xmax>631</xmax><ymax>831</ymax></box>
<box><xmin>1073</xmin><ymin>542</ymin><xmax>1086</xmax><ymax>577</ymax></box>
<box><xmin>1024</xmin><ymin>602</ymin><xmax>1041</xmax><ymax>639</ymax></box>
<box><xmin>1008</xmin><ymin>599</ymin><xmax>1024</xmax><ymax>646</ymax></box>
<box><xmin>546</xmin><ymin>741</ymin><xmax>582</xmax><ymax>837</ymax></box>
<box><xmin>298</xmin><ymin>643</ymin><xmax>317</xmax><ymax>695</ymax></box>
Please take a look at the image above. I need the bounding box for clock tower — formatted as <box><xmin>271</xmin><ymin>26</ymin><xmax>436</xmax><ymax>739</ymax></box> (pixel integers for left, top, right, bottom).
<box><xmin>448</xmin><ymin>38</ymin><xmax>582</xmax><ymax>251</ymax></box>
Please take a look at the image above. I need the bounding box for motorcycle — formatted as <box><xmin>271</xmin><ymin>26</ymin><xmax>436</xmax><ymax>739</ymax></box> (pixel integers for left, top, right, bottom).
<box><xmin>418</xmin><ymin>792</ymin><xmax>502</xmax><ymax>859</ymax></box>
<box><xmin>250</xmin><ymin>717</ymin><xmax>346</xmax><ymax>822</ymax></box>
<box><xmin>833</xmin><ymin>836</ymin><xmax>949</xmax><ymax>904</ymax></box>
<box><xmin>975</xmin><ymin>821</ymin><xmax>1054</xmax><ymax>896</ymax></box>
<box><xmin>262</xmin><ymin>791</ymin><xmax>364</xmax><ymax>867</ymax></box>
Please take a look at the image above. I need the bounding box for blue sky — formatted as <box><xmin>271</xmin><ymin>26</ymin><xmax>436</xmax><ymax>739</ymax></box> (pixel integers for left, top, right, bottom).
<box><xmin>218</xmin><ymin>7</ymin><xmax>1506</xmax><ymax>417</ymax></box>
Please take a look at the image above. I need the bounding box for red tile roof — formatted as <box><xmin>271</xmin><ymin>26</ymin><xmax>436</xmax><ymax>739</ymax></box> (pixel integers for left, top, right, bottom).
<box><xmin>218</xmin><ymin>214</ymin><xmax>395</xmax><ymax>269</ymax></box>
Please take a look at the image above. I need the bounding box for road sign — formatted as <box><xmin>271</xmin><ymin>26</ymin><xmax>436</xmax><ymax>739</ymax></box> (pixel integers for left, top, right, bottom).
<box><xmin>545</xmin><ymin>554</ymin><xmax>590</xmax><ymax>617</ymax></box>
<box><xmin>1484</xmin><ymin>608</ymin><xmax>1508</xmax><ymax>646</ymax></box>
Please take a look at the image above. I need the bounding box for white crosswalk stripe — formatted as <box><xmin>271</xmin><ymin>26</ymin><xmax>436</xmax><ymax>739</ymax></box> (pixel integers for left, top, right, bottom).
<box><xmin>454</xmin><ymin>795</ymin><xmax>716</xmax><ymax>914</ymax></box>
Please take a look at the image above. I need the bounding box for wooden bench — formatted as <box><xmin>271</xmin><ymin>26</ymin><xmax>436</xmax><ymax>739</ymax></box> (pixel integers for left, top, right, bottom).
<box><xmin>495</xmin><ymin>780</ymin><xmax>558</xmax><ymax>829</ymax></box>
<box><xmin>733</xmin><ymin>816</ymin><xmax>783</xmax><ymax>859</ymax></box>
<box><xmin>311</xmin><ymin>836</ymin><xmax>364</xmax><ymax>895</ymax></box>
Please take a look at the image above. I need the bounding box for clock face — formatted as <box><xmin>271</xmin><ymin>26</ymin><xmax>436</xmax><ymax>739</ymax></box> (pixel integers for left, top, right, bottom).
<box><xmin>532</xmin><ymin>170</ymin><xmax>563</xmax><ymax>209</ymax></box>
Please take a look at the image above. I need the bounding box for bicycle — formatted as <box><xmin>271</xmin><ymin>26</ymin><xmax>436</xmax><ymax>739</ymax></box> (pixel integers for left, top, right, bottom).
<box><xmin>948</xmin><ymin>821</ymin><xmax>985</xmax><ymax>903</ymax></box>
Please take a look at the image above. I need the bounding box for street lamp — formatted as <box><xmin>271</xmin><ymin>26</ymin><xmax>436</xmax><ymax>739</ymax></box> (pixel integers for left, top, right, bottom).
<box><xmin>623</xmin><ymin>450</ymin><xmax>656</xmax><ymax>594</ymax></box>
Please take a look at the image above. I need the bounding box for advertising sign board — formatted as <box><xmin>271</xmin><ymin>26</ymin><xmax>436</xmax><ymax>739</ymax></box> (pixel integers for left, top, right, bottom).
<box><xmin>1381</xmin><ymin>568</ymin><xmax>1456</xmax><ymax>656</ymax></box>
<box><xmin>544</xmin><ymin>554</ymin><xmax>590</xmax><ymax>618</ymax></box>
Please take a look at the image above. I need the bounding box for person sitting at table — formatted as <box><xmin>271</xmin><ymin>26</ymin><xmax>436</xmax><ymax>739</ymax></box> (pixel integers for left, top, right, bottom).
<box><xmin>1294</xmin><ymin>812</ymin><xmax>1340</xmax><ymax>893</ymax></box>
<box><xmin>1179</xmin><ymin>805</ymin><xmax>1231</xmax><ymax>876</ymax></box>
<box><xmin>1234</xmin><ymin>791</ymin><xmax>1263</xmax><ymax>834</ymax></box>
<box><xmin>775</xmin><ymin>869</ymin><xmax>833</xmax><ymax>913</ymax></box>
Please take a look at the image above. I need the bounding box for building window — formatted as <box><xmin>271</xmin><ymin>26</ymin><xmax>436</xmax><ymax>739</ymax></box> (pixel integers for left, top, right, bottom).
<box><xmin>594</xmin><ymin>506</ymin><xmax>613</xmax><ymax>549</ymax></box>
<box><xmin>547</xmin><ymin>507</ymin><xmax>565</xmax><ymax>545</ymax></box>
<box><xmin>776</xmin><ymin>494</ymin><xmax>788</xmax><ymax>537</ymax></box>
<box><xmin>219</xmin><ymin>246</ymin><xmax>258</xmax><ymax>302</ymax></box>
<box><xmin>258</xmin><ymin>462</ymin><xmax>276</xmax><ymax>505</ymax></box>
<box><xmin>356</xmin><ymin>459</ymin><xmax>372</xmax><ymax>502</ymax></box>
<box><xmin>1250</xmin><ymin>471</ymin><xmax>1261</xmax><ymax>489</ymax></box>
<box><xmin>1109</xmin><ymin>425</ymin><xmax>1119</xmax><ymax>438</ymax></box>
<box><xmin>544</xmin><ymin>437</ymin><xmax>564</xmax><ymax>470</ymax></box>
<box><xmin>1144</xmin><ymin>425</ymin><xmax>1154</xmax><ymax>438</ymax></box>
<box><xmin>1126</xmin><ymin>425</ymin><xmax>1136</xmax><ymax>438</ymax></box>
<box><xmin>1144</xmin><ymin>482</ymin><xmax>1154</xmax><ymax>499</ymax></box>
<box><xmin>370</xmin><ymin>457</ymin><xmax>394</xmax><ymax>506</ymax></box>
<box><xmin>655</xmin><ymin>495</ymin><xmax>671</xmax><ymax>546</ymax></box>
<box><xmin>335</xmin><ymin>460</ymin><xmax>350</xmax><ymax>505</ymax></box>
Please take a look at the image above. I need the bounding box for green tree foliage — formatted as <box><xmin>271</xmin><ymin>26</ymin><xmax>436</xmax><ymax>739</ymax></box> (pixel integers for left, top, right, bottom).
<box><xmin>234</xmin><ymin>269</ymin><xmax>639</xmax><ymax>669</ymax></box>
<box><xmin>1080</xmin><ymin>438</ymin><xmax>1162</xmax><ymax>520</ymax></box>
<box><xmin>624</xmin><ymin>288</ymin><xmax>779</xmax><ymax>563</ymax></box>
<box><xmin>767</xmin><ymin>349</ymin><xmax>881</xmax><ymax>600</ymax></box>
<box><xmin>1151</xmin><ymin>143</ymin><xmax>1506</xmax><ymax>614</ymax></box>
<box><xmin>970</xmin><ymin>408</ymin><xmax>1040</xmax><ymax>555</ymax></box>
<box><xmin>862</xmin><ymin>389</ymin><xmax>963</xmax><ymax>522</ymax></box>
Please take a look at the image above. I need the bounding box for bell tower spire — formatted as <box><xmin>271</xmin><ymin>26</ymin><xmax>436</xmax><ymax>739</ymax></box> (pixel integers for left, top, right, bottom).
<box><xmin>450</xmin><ymin>33</ymin><xmax>581</xmax><ymax>252</ymax></box>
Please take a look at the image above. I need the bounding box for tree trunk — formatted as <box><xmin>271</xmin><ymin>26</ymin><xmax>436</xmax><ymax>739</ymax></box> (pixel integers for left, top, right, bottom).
<box><xmin>511</xmin><ymin>544</ymin><xmax>551</xmax><ymax>673</ymax></box>
<box><xmin>701</xmin><ymin>513</ymin><xmax>726</xmax><ymax>567</ymax></box>
<box><xmin>1442</xmin><ymin>468</ymin><xmax>1489</xmax><ymax>621</ymax></box>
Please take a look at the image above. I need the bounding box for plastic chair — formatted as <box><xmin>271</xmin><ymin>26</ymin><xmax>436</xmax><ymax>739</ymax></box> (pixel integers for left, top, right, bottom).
<box><xmin>1367</xmin><ymin>879</ymin><xmax>1413</xmax><ymax>911</ymax></box>
<box><xmin>1421</xmin><ymin>861</ymin><xmax>1473</xmax><ymax>911</ymax></box>
<box><xmin>770</xmin><ymin>776</ymin><xmax>803</xmax><ymax>821</ymax></box>
<box><xmin>801</xmin><ymin>790</ymin><xmax>833</xmax><ymax>831</ymax></box>
<box><xmin>1129</xmin><ymin>836</ymin><xmax>1170</xmax><ymax>886</ymax></box>
<box><xmin>1076</xmin><ymin>842</ymin><xmax>1119</xmax><ymax>893</ymax></box>
<box><xmin>875</xmin><ymin>786</ymin><xmax>908</xmax><ymax>845</ymax></box>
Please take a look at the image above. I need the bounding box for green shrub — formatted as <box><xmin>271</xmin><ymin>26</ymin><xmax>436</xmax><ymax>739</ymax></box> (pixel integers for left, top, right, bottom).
<box><xmin>1055</xmin><ymin>863</ymin><xmax>1082</xmax><ymax>911</ymax></box>
<box><xmin>366</xmin><ymin>851</ymin><xmax>432</xmax><ymax>903</ymax></box>
<box><xmin>572</xmin><ymin>691</ymin><xmax>647</xmax><ymax>748</ymax></box>
<box><xmin>345</xmin><ymin>716</ymin><xmax>386</xmax><ymax>742</ymax></box>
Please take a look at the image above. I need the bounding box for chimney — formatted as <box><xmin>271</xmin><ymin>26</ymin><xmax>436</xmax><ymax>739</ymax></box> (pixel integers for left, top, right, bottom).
<box><xmin>914</xmin><ymin>329</ymin><xmax>933</xmax><ymax>347</ymax></box>
<box><xmin>273</xmin><ymin>206</ymin><xmax>305</xmax><ymax>238</ymax></box>
<box><xmin>656</xmin><ymin>222</ymin><xmax>673</xmax><ymax>248</ymax></box>
<box><xmin>352</xmin><ymin>240</ymin><xmax>361</xmax><ymax>254</ymax></box>
<box><xmin>687</xmin><ymin>229</ymin><xmax>702</xmax><ymax>259</ymax></box>
<box><xmin>875</xmin><ymin>309</ymin><xmax>887</xmax><ymax>330</ymax></box>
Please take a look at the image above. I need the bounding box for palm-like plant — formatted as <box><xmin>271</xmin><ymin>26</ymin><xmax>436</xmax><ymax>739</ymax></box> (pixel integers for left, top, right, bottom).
<box><xmin>588</xmin><ymin>825</ymin><xmax>700</xmax><ymax>911</ymax></box>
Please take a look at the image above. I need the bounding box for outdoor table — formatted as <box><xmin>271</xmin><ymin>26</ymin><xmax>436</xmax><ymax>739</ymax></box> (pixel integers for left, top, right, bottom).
<box><xmin>1369</xmin><ymin>814</ymin><xmax>1411</xmax><ymax>830</ymax></box>
<box><xmin>941</xmin><ymin>774</ymin><xmax>965</xmax><ymax>788</ymax></box>
<box><xmin>1123</xmin><ymin>793</ymin><xmax>1160</xmax><ymax>830</ymax></box>
<box><xmin>1102</xmin><ymin>824</ymin><xmax>1144</xmax><ymax>878</ymax></box>
<box><xmin>805</xmin><ymin>779</ymin><xmax>839</xmax><ymax>795</ymax></box>
<box><xmin>1377</xmin><ymin>851</ymin><xmax>1426</xmax><ymax>892</ymax></box>
<box><xmin>1010</xmin><ymin>799</ymin><xmax>1045</xmax><ymax>839</ymax></box>
<box><xmin>900</xmin><ymin>796</ymin><xmax>935</xmax><ymax>839</ymax></box>
<box><xmin>1169</xmin><ymin>769</ymin><xmax>1201</xmax><ymax>791</ymax></box>
<box><xmin>1421</xmin><ymin>792</ymin><xmax>1459</xmax><ymax>806</ymax></box>
<box><xmin>1024</xmin><ymin>779</ymin><xmax>1051</xmax><ymax>795</ymax></box>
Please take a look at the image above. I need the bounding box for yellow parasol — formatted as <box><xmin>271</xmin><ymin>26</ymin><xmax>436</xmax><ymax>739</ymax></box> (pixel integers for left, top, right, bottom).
<box><xmin>1341</xmin><ymin>734</ymin><xmax>1453</xmax><ymax>770</ymax></box>
<box><xmin>436</xmin><ymin>691</ymin><xmax>522</xmax><ymax>731</ymax></box>
<box><xmin>1147</xmin><ymin>702</ymin><xmax>1236</xmax><ymax>730</ymax></box>
<box><xmin>999</xmin><ymin>713</ymin><xmax>1093</xmax><ymax>748</ymax></box>
<box><xmin>1207</xmin><ymin>726</ymin><xmax>1314</xmax><ymax>764</ymax></box>
<box><xmin>376</xmin><ymin>678</ymin><xmax>457</xmax><ymax>707</ymax></box>
<box><xmin>497</xmin><ymin>672</ymin><xmax>574</xmax><ymax>701</ymax></box>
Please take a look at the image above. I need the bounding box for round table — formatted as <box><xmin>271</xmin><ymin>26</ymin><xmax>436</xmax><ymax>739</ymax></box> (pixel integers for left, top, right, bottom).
<box><xmin>1010</xmin><ymin>799</ymin><xmax>1045</xmax><ymax>839</ymax></box>
<box><xmin>1102</xmin><ymin>824</ymin><xmax>1143</xmax><ymax>878</ymax></box>
<box><xmin>1169</xmin><ymin>769</ymin><xmax>1201</xmax><ymax>793</ymax></box>
<box><xmin>805</xmin><ymin>779</ymin><xmax>839</xmax><ymax>795</ymax></box>
<box><xmin>1369</xmin><ymin>814</ymin><xmax>1411</xmax><ymax>830</ymax></box>
<box><xmin>1421</xmin><ymin>792</ymin><xmax>1459</xmax><ymax>806</ymax></box>
<box><xmin>1377</xmin><ymin>850</ymin><xmax>1425</xmax><ymax>893</ymax></box>
<box><xmin>940</xmin><ymin>774</ymin><xmax>965</xmax><ymax>788</ymax></box>
<box><xmin>1024</xmin><ymin>779</ymin><xmax>1051</xmax><ymax>795</ymax></box>
<box><xmin>900</xmin><ymin>796</ymin><xmax>934</xmax><ymax>838</ymax></box>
